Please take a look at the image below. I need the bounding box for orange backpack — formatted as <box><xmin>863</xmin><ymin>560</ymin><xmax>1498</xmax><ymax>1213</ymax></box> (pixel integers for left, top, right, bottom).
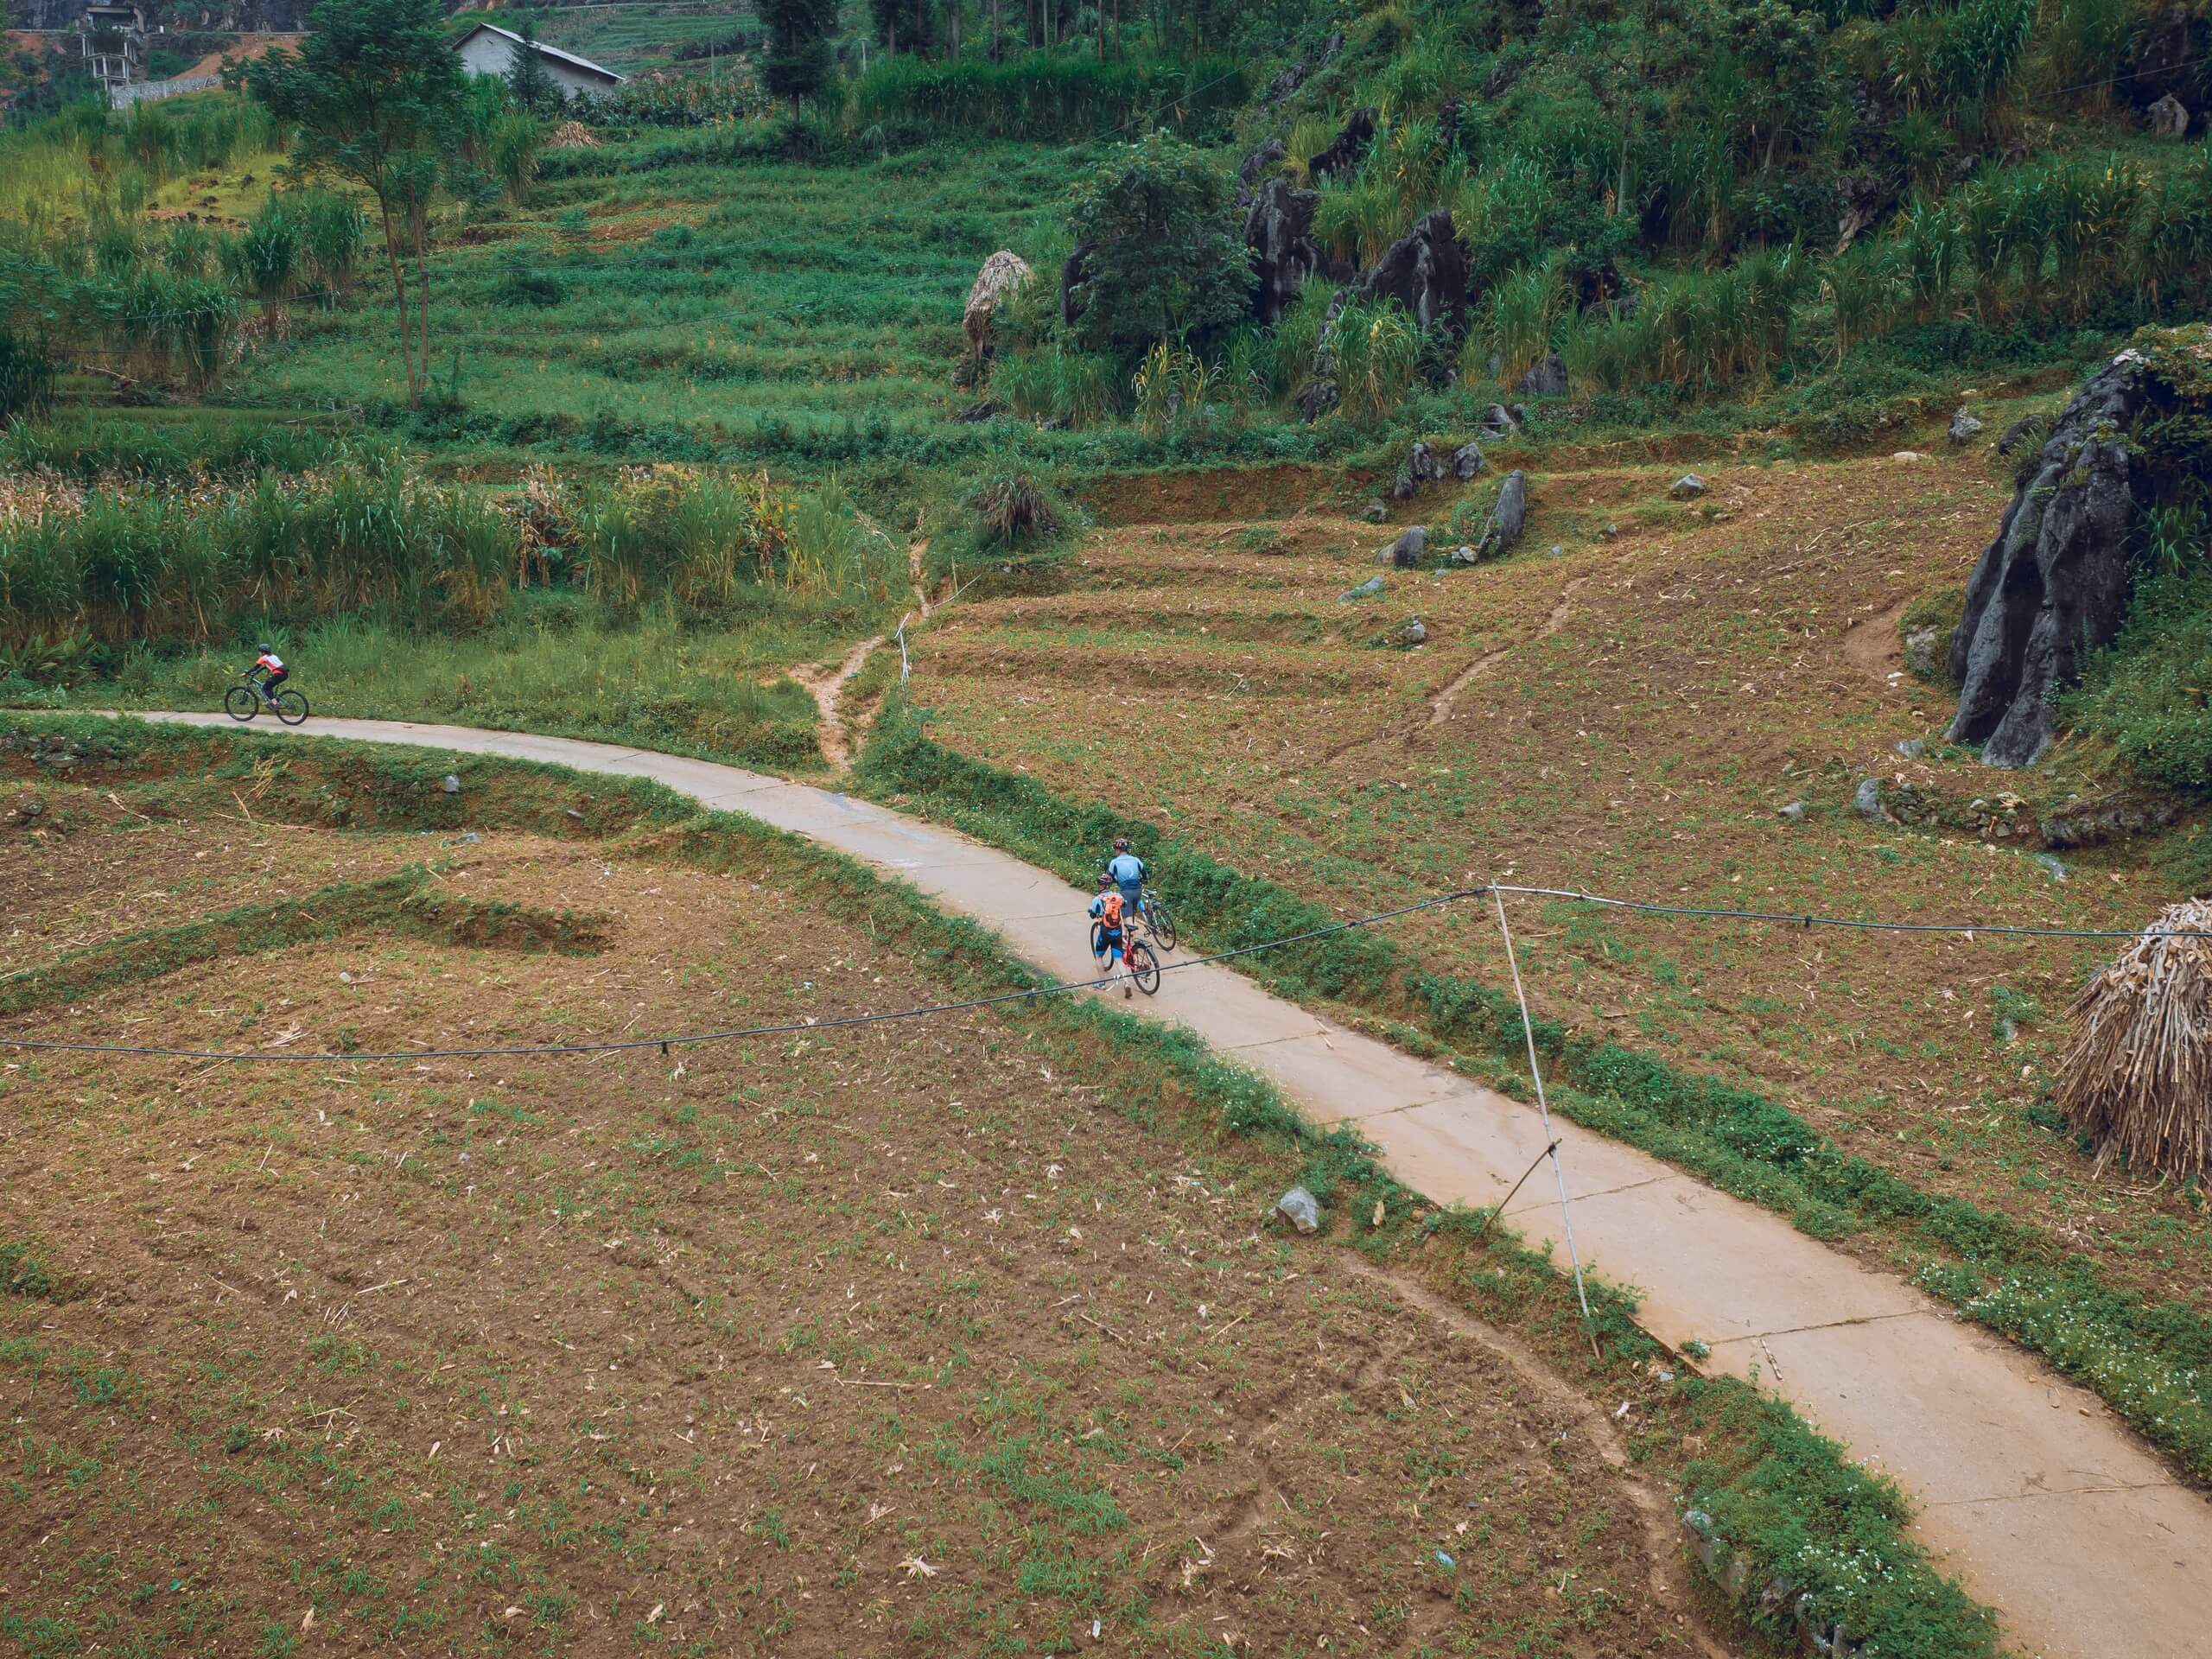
<box><xmin>1099</xmin><ymin>893</ymin><xmax>1123</xmax><ymax>928</ymax></box>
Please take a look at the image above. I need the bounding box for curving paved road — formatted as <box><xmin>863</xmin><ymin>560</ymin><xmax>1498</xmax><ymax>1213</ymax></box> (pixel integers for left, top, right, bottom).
<box><xmin>124</xmin><ymin>714</ymin><xmax>2212</xmax><ymax>1658</ymax></box>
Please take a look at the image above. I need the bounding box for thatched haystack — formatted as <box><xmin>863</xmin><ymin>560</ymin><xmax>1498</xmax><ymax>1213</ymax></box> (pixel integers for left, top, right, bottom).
<box><xmin>963</xmin><ymin>251</ymin><xmax>1033</xmax><ymax>360</ymax></box>
<box><xmin>2057</xmin><ymin>899</ymin><xmax>2212</xmax><ymax>1180</ymax></box>
<box><xmin>549</xmin><ymin>120</ymin><xmax>599</xmax><ymax>149</ymax></box>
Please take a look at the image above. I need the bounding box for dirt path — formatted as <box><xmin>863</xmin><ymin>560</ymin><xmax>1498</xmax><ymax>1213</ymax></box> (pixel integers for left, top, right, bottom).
<box><xmin>1840</xmin><ymin>596</ymin><xmax>1910</xmax><ymax>686</ymax></box>
<box><xmin>785</xmin><ymin>540</ymin><xmax>933</xmax><ymax>772</ymax></box>
<box><xmin>112</xmin><ymin>713</ymin><xmax>2212</xmax><ymax>1659</ymax></box>
<box><xmin>1427</xmin><ymin>575</ymin><xmax>1590</xmax><ymax>729</ymax></box>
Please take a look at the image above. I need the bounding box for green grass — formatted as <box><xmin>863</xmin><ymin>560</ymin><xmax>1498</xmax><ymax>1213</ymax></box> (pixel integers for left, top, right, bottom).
<box><xmin>224</xmin><ymin>142</ymin><xmax>1093</xmax><ymax>477</ymax></box>
<box><xmin>43</xmin><ymin>601</ymin><xmax>844</xmax><ymax>772</ymax></box>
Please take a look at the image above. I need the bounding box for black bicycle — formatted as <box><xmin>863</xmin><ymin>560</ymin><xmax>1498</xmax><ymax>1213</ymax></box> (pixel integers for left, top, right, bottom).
<box><xmin>225</xmin><ymin>676</ymin><xmax>309</xmax><ymax>726</ymax></box>
<box><xmin>1139</xmin><ymin>887</ymin><xmax>1178</xmax><ymax>950</ymax></box>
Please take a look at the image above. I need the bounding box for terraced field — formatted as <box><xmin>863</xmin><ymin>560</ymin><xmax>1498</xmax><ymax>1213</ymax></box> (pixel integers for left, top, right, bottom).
<box><xmin>0</xmin><ymin>738</ymin><xmax>1730</xmax><ymax>1659</ymax></box>
<box><xmin>898</xmin><ymin>447</ymin><xmax>2212</xmax><ymax>1321</ymax></box>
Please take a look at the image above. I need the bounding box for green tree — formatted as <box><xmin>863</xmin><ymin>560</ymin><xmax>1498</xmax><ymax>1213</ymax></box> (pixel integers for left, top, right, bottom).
<box><xmin>505</xmin><ymin>12</ymin><xmax>563</xmax><ymax>115</ymax></box>
<box><xmin>1065</xmin><ymin>133</ymin><xmax>1253</xmax><ymax>361</ymax></box>
<box><xmin>238</xmin><ymin>0</ymin><xmax>466</xmax><ymax>407</ymax></box>
<box><xmin>761</xmin><ymin>0</ymin><xmax>837</xmax><ymax>116</ymax></box>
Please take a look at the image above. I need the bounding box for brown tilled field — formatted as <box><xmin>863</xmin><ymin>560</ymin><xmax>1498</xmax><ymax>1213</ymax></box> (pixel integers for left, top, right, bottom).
<box><xmin>0</xmin><ymin>769</ymin><xmax>1729</xmax><ymax>1657</ymax></box>
<box><xmin>902</xmin><ymin>450</ymin><xmax>2212</xmax><ymax>1317</ymax></box>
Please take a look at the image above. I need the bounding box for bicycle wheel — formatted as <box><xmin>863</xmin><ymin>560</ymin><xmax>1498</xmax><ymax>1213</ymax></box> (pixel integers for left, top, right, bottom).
<box><xmin>1090</xmin><ymin>919</ymin><xmax>1105</xmax><ymax>960</ymax></box>
<box><xmin>223</xmin><ymin>685</ymin><xmax>259</xmax><ymax>722</ymax></box>
<box><xmin>273</xmin><ymin>688</ymin><xmax>310</xmax><ymax>726</ymax></box>
<box><xmin>1128</xmin><ymin>940</ymin><xmax>1160</xmax><ymax>995</ymax></box>
<box><xmin>1147</xmin><ymin>893</ymin><xmax>1178</xmax><ymax>951</ymax></box>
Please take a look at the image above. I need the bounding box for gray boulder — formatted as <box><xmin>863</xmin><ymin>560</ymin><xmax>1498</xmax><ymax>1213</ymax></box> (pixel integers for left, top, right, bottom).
<box><xmin>1670</xmin><ymin>474</ymin><xmax>1707</xmax><ymax>499</ymax></box>
<box><xmin>1778</xmin><ymin>801</ymin><xmax>1807</xmax><ymax>823</ymax></box>
<box><xmin>1379</xmin><ymin>525</ymin><xmax>1427</xmax><ymax>567</ymax></box>
<box><xmin>1948</xmin><ymin>408</ymin><xmax>1985</xmax><ymax>445</ymax></box>
<box><xmin>1448</xmin><ymin>544</ymin><xmax>1481</xmax><ymax>566</ymax></box>
<box><xmin>2148</xmin><ymin>92</ymin><xmax>2190</xmax><ymax>137</ymax></box>
<box><xmin>2036</xmin><ymin>853</ymin><xmax>2069</xmax><ymax>883</ymax></box>
<box><xmin>1948</xmin><ymin>352</ymin><xmax>2150</xmax><ymax>767</ymax></box>
<box><xmin>1391</xmin><ymin>442</ymin><xmax>1445</xmax><ymax>499</ymax></box>
<box><xmin>1450</xmin><ymin>441</ymin><xmax>1485</xmax><ymax>479</ymax></box>
<box><xmin>1263</xmin><ymin>61</ymin><xmax>1306</xmax><ymax>105</ymax></box>
<box><xmin>1238</xmin><ymin>136</ymin><xmax>1285</xmax><ymax>188</ymax></box>
<box><xmin>1904</xmin><ymin>626</ymin><xmax>1943</xmax><ymax>680</ymax></box>
<box><xmin>1058</xmin><ymin>242</ymin><xmax>1091</xmax><ymax>327</ymax></box>
<box><xmin>1307</xmin><ymin>108</ymin><xmax>1376</xmax><ymax>181</ymax></box>
<box><xmin>442</xmin><ymin>773</ymin><xmax>462</xmax><ymax>795</ymax></box>
<box><xmin>1243</xmin><ymin>176</ymin><xmax>1328</xmax><ymax>326</ymax></box>
<box><xmin>1894</xmin><ymin>738</ymin><xmax>1925</xmax><ymax>760</ymax></box>
<box><xmin>1479</xmin><ymin>403</ymin><xmax>1519</xmax><ymax>439</ymax></box>
<box><xmin>1518</xmin><ymin>352</ymin><xmax>1568</xmax><ymax>396</ymax></box>
<box><xmin>1357</xmin><ymin>210</ymin><xmax>1471</xmax><ymax>336</ymax></box>
<box><xmin>1997</xmin><ymin>415</ymin><xmax>2038</xmax><ymax>455</ymax></box>
<box><xmin>1300</xmin><ymin>378</ymin><xmax>1342</xmax><ymax>423</ymax></box>
<box><xmin>1475</xmin><ymin>471</ymin><xmax>1529</xmax><ymax>561</ymax></box>
<box><xmin>1398</xmin><ymin>617</ymin><xmax>1427</xmax><ymax>646</ymax></box>
<box><xmin>1275</xmin><ymin>1185</ymin><xmax>1322</xmax><ymax>1235</ymax></box>
<box><xmin>1340</xmin><ymin>574</ymin><xmax>1385</xmax><ymax>601</ymax></box>
<box><xmin>1358</xmin><ymin>496</ymin><xmax>1388</xmax><ymax>523</ymax></box>
<box><xmin>1853</xmin><ymin>778</ymin><xmax>1883</xmax><ymax>819</ymax></box>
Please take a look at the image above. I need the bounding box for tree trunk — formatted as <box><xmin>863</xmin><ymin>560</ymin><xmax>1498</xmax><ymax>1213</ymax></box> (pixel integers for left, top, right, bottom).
<box><xmin>406</xmin><ymin>201</ymin><xmax>433</xmax><ymax>399</ymax></box>
<box><xmin>378</xmin><ymin>200</ymin><xmax>418</xmax><ymax>407</ymax></box>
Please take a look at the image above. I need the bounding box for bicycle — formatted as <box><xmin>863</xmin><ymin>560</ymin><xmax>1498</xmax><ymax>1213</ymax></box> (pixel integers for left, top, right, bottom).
<box><xmin>225</xmin><ymin>675</ymin><xmax>310</xmax><ymax>726</ymax></box>
<box><xmin>1137</xmin><ymin>887</ymin><xmax>1178</xmax><ymax>950</ymax></box>
<box><xmin>1089</xmin><ymin>919</ymin><xmax>1161</xmax><ymax>995</ymax></box>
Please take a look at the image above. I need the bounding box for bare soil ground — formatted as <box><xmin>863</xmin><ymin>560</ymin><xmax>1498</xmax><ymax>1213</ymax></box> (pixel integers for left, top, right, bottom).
<box><xmin>0</xmin><ymin>772</ymin><xmax>1730</xmax><ymax>1657</ymax></box>
<box><xmin>900</xmin><ymin>452</ymin><xmax>2212</xmax><ymax>1319</ymax></box>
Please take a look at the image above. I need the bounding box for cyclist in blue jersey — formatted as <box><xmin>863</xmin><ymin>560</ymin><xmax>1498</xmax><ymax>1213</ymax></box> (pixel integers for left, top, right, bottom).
<box><xmin>1103</xmin><ymin>837</ymin><xmax>1146</xmax><ymax>925</ymax></box>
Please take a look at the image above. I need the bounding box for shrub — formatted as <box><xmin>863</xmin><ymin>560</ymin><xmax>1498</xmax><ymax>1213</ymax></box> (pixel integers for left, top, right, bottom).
<box><xmin>969</xmin><ymin>469</ymin><xmax>1064</xmax><ymax>548</ymax></box>
<box><xmin>0</xmin><ymin>325</ymin><xmax>55</xmax><ymax>420</ymax></box>
<box><xmin>1330</xmin><ymin>298</ymin><xmax>1421</xmax><ymax>426</ymax></box>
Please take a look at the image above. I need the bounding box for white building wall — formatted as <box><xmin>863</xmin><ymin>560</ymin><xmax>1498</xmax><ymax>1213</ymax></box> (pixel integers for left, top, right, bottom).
<box><xmin>453</xmin><ymin>31</ymin><xmax>616</xmax><ymax>101</ymax></box>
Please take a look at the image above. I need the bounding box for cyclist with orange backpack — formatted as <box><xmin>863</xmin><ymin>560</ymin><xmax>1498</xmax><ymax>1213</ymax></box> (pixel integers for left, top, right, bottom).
<box><xmin>1089</xmin><ymin>874</ymin><xmax>1133</xmax><ymax>997</ymax></box>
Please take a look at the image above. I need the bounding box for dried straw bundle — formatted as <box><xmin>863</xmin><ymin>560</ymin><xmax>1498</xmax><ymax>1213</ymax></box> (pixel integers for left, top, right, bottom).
<box><xmin>2057</xmin><ymin>899</ymin><xmax>2212</xmax><ymax>1180</ymax></box>
<box><xmin>549</xmin><ymin>120</ymin><xmax>599</xmax><ymax>150</ymax></box>
<box><xmin>962</xmin><ymin>250</ymin><xmax>1033</xmax><ymax>359</ymax></box>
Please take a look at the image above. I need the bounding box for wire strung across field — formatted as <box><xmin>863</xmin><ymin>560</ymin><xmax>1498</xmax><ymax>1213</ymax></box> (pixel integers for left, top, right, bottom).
<box><xmin>6</xmin><ymin>881</ymin><xmax>2209</xmax><ymax>1066</ymax></box>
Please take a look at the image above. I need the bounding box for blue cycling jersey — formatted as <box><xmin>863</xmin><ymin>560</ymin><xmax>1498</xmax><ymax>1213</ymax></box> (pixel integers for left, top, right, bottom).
<box><xmin>1106</xmin><ymin>852</ymin><xmax>1146</xmax><ymax>890</ymax></box>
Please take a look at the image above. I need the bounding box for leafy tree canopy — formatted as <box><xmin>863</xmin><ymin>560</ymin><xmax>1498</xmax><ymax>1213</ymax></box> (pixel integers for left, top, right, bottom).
<box><xmin>1065</xmin><ymin>132</ymin><xmax>1253</xmax><ymax>360</ymax></box>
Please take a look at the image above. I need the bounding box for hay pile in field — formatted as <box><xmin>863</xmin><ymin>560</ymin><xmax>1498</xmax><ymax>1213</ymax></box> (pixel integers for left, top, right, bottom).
<box><xmin>0</xmin><ymin>472</ymin><xmax>84</xmax><ymax>527</ymax></box>
<box><xmin>962</xmin><ymin>250</ymin><xmax>1033</xmax><ymax>358</ymax></box>
<box><xmin>2058</xmin><ymin>899</ymin><xmax>2212</xmax><ymax>1180</ymax></box>
<box><xmin>549</xmin><ymin>120</ymin><xmax>598</xmax><ymax>149</ymax></box>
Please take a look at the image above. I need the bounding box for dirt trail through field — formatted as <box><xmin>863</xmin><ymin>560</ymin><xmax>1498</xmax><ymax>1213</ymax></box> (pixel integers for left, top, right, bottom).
<box><xmin>116</xmin><ymin>712</ymin><xmax>2212</xmax><ymax>1659</ymax></box>
<box><xmin>784</xmin><ymin>539</ymin><xmax>932</xmax><ymax>771</ymax></box>
<box><xmin>1427</xmin><ymin>575</ymin><xmax>1590</xmax><ymax>728</ymax></box>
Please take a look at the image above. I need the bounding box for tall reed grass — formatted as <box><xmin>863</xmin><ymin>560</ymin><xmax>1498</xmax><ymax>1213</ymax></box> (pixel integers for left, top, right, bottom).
<box><xmin>0</xmin><ymin>453</ymin><xmax>888</xmax><ymax>654</ymax></box>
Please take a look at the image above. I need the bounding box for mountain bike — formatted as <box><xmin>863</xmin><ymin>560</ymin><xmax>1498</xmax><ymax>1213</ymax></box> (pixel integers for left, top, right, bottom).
<box><xmin>1138</xmin><ymin>887</ymin><xmax>1178</xmax><ymax>950</ymax></box>
<box><xmin>225</xmin><ymin>677</ymin><xmax>309</xmax><ymax>726</ymax></box>
<box><xmin>1088</xmin><ymin>922</ymin><xmax>1161</xmax><ymax>995</ymax></box>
